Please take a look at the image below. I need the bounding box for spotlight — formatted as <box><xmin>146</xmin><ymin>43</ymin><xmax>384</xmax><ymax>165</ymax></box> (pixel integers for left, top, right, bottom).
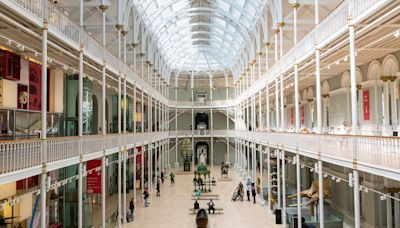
<box><xmin>394</xmin><ymin>30</ymin><xmax>400</xmax><ymax>38</ymax></box>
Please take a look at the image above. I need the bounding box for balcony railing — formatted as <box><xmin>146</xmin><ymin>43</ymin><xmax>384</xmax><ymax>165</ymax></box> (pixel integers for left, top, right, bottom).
<box><xmin>0</xmin><ymin>131</ymin><xmax>168</xmax><ymax>176</ymax></box>
<box><xmin>236</xmin><ymin>130</ymin><xmax>400</xmax><ymax>174</ymax></box>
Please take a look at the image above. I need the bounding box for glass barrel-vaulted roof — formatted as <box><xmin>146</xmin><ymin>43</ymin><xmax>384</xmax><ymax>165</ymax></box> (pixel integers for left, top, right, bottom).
<box><xmin>134</xmin><ymin>0</ymin><xmax>267</xmax><ymax>73</ymax></box>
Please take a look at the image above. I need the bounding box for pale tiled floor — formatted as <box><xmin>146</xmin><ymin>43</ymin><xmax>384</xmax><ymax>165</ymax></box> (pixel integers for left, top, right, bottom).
<box><xmin>125</xmin><ymin>167</ymin><xmax>283</xmax><ymax>228</ymax></box>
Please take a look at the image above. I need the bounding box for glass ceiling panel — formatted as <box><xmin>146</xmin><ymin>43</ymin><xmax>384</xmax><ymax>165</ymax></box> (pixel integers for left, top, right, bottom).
<box><xmin>134</xmin><ymin>0</ymin><xmax>267</xmax><ymax>73</ymax></box>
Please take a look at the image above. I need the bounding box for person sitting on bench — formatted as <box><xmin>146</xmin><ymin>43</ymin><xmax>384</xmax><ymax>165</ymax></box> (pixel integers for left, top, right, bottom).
<box><xmin>207</xmin><ymin>199</ymin><xmax>215</xmax><ymax>214</ymax></box>
<box><xmin>211</xmin><ymin>177</ymin><xmax>216</xmax><ymax>185</ymax></box>
<box><xmin>194</xmin><ymin>200</ymin><xmax>200</xmax><ymax>210</ymax></box>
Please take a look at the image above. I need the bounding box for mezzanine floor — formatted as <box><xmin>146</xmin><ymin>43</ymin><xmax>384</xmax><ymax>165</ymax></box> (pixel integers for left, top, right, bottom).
<box><xmin>92</xmin><ymin>166</ymin><xmax>280</xmax><ymax>228</ymax></box>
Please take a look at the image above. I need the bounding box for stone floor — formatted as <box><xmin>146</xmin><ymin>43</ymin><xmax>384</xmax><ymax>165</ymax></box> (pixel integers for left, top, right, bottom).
<box><xmin>125</xmin><ymin>167</ymin><xmax>283</xmax><ymax>228</ymax></box>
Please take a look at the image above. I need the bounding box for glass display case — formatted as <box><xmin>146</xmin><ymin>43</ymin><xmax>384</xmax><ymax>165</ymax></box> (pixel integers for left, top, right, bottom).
<box><xmin>0</xmin><ymin>108</ymin><xmax>61</xmax><ymax>140</ymax></box>
<box><xmin>286</xmin><ymin>201</ymin><xmax>343</xmax><ymax>228</ymax></box>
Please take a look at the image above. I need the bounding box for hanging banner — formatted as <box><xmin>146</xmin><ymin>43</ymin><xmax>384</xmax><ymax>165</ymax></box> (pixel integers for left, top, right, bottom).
<box><xmin>86</xmin><ymin>159</ymin><xmax>102</xmax><ymax>194</ymax></box>
<box><xmin>301</xmin><ymin>105</ymin><xmax>305</xmax><ymax>125</ymax></box>
<box><xmin>290</xmin><ymin>108</ymin><xmax>294</xmax><ymax>125</ymax></box>
<box><xmin>363</xmin><ymin>90</ymin><xmax>370</xmax><ymax>121</ymax></box>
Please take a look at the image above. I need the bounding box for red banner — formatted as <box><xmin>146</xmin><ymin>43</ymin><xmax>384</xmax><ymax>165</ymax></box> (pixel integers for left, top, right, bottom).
<box><xmin>290</xmin><ymin>108</ymin><xmax>294</xmax><ymax>125</ymax></box>
<box><xmin>301</xmin><ymin>105</ymin><xmax>305</xmax><ymax>125</ymax></box>
<box><xmin>29</xmin><ymin>61</ymin><xmax>42</xmax><ymax>111</ymax></box>
<box><xmin>363</xmin><ymin>90</ymin><xmax>370</xmax><ymax>121</ymax></box>
<box><xmin>86</xmin><ymin>160</ymin><xmax>102</xmax><ymax>194</ymax></box>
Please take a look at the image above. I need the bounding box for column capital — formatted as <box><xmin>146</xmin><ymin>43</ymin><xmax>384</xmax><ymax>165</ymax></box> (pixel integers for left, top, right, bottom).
<box><xmin>381</xmin><ymin>75</ymin><xmax>397</xmax><ymax>81</ymax></box>
<box><xmin>99</xmin><ymin>4</ymin><xmax>108</xmax><ymax>12</ymax></box>
<box><xmin>264</xmin><ymin>42</ymin><xmax>271</xmax><ymax>48</ymax></box>
<box><xmin>292</xmin><ymin>3</ymin><xmax>300</xmax><ymax>9</ymax></box>
<box><xmin>122</xmin><ymin>30</ymin><xmax>129</xmax><ymax>36</ymax></box>
<box><xmin>278</xmin><ymin>22</ymin><xmax>285</xmax><ymax>27</ymax></box>
<box><xmin>132</xmin><ymin>43</ymin><xmax>139</xmax><ymax>48</ymax></box>
<box><xmin>115</xmin><ymin>24</ymin><xmax>123</xmax><ymax>31</ymax></box>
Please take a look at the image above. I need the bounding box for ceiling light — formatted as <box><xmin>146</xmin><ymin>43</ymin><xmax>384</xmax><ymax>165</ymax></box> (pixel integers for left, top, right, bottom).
<box><xmin>327</xmin><ymin>65</ymin><xmax>330</xmax><ymax>70</ymax></box>
<box><xmin>336</xmin><ymin>60</ymin><xmax>340</xmax><ymax>65</ymax></box>
<box><xmin>343</xmin><ymin>56</ymin><xmax>348</xmax><ymax>62</ymax></box>
<box><xmin>394</xmin><ymin>30</ymin><xmax>400</xmax><ymax>38</ymax></box>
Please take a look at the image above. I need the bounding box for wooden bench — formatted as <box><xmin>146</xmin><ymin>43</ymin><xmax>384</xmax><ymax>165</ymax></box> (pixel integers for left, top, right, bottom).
<box><xmin>189</xmin><ymin>208</ymin><xmax>224</xmax><ymax>215</ymax></box>
<box><xmin>191</xmin><ymin>197</ymin><xmax>220</xmax><ymax>201</ymax></box>
<box><xmin>191</xmin><ymin>194</ymin><xmax>220</xmax><ymax>198</ymax></box>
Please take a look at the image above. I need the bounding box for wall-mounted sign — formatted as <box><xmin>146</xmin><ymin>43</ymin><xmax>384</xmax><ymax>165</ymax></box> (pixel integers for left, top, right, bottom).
<box><xmin>363</xmin><ymin>90</ymin><xmax>370</xmax><ymax>121</ymax></box>
<box><xmin>86</xmin><ymin>159</ymin><xmax>102</xmax><ymax>194</ymax></box>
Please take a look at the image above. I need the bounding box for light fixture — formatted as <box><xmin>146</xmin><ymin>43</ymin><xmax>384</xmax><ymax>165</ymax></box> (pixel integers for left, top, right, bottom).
<box><xmin>380</xmin><ymin>195</ymin><xmax>386</xmax><ymax>201</ymax></box>
<box><xmin>394</xmin><ymin>30</ymin><xmax>400</xmax><ymax>38</ymax></box>
<box><xmin>327</xmin><ymin>65</ymin><xmax>331</xmax><ymax>70</ymax></box>
<box><xmin>336</xmin><ymin>60</ymin><xmax>340</xmax><ymax>65</ymax></box>
<box><xmin>343</xmin><ymin>56</ymin><xmax>348</xmax><ymax>62</ymax></box>
<box><xmin>324</xmin><ymin>173</ymin><xmax>328</xmax><ymax>178</ymax></box>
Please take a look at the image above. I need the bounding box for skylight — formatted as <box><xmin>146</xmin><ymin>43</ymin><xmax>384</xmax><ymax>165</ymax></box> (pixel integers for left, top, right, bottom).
<box><xmin>134</xmin><ymin>0</ymin><xmax>267</xmax><ymax>73</ymax></box>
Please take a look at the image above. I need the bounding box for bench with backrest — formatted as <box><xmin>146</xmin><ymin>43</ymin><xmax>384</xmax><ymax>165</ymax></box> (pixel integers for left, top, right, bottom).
<box><xmin>189</xmin><ymin>208</ymin><xmax>223</xmax><ymax>214</ymax></box>
<box><xmin>191</xmin><ymin>196</ymin><xmax>220</xmax><ymax>201</ymax></box>
<box><xmin>191</xmin><ymin>194</ymin><xmax>220</xmax><ymax>198</ymax></box>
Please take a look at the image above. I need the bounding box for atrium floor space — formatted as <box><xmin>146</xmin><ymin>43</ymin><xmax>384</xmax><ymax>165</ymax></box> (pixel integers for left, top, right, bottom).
<box><xmin>127</xmin><ymin>167</ymin><xmax>281</xmax><ymax>228</ymax></box>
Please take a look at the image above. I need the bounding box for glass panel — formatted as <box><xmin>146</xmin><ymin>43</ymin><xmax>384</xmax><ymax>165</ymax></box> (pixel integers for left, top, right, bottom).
<box><xmin>0</xmin><ymin>109</ymin><xmax>14</xmax><ymax>140</ymax></box>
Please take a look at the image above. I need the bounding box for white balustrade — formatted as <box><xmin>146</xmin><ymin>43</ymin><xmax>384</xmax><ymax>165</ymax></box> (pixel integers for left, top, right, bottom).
<box><xmin>47</xmin><ymin>2</ymin><xmax>80</xmax><ymax>44</ymax></box>
<box><xmin>47</xmin><ymin>137</ymin><xmax>80</xmax><ymax>163</ymax></box>
<box><xmin>0</xmin><ymin>139</ymin><xmax>41</xmax><ymax>174</ymax></box>
<box><xmin>318</xmin><ymin>1</ymin><xmax>348</xmax><ymax>44</ymax></box>
<box><xmin>0</xmin><ymin>132</ymin><xmax>167</xmax><ymax>176</ymax></box>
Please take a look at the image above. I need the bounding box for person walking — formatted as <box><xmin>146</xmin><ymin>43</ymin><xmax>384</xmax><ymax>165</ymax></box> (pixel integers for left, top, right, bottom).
<box><xmin>238</xmin><ymin>181</ymin><xmax>244</xmax><ymax>201</ymax></box>
<box><xmin>246</xmin><ymin>179</ymin><xmax>251</xmax><ymax>201</ymax></box>
<box><xmin>251</xmin><ymin>182</ymin><xmax>256</xmax><ymax>204</ymax></box>
<box><xmin>143</xmin><ymin>188</ymin><xmax>150</xmax><ymax>207</ymax></box>
<box><xmin>156</xmin><ymin>177</ymin><xmax>161</xmax><ymax>196</ymax></box>
<box><xmin>129</xmin><ymin>198</ymin><xmax>135</xmax><ymax>216</ymax></box>
<box><xmin>161</xmin><ymin>171</ymin><xmax>165</xmax><ymax>183</ymax></box>
<box><xmin>170</xmin><ymin>172</ymin><xmax>175</xmax><ymax>186</ymax></box>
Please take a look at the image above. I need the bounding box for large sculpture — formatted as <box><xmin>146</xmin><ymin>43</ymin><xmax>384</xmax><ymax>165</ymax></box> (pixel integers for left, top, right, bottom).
<box><xmin>196</xmin><ymin>209</ymin><xmax>208</xmax><ymax>228</ymax></box>
<box><xmin>287</xmin><ymin>178</ymin><xmax>332</xmax><ymax>215</ymax></box>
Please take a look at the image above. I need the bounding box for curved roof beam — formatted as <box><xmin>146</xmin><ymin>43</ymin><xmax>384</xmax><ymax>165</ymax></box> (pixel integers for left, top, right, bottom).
<box><xmin>158</xmin><ymin>24</ymin><xmax>242</xmax><ymax>48</ymax></box>
<box><xmin>151</xmin><ymin>8</ymin><xmax>252</xmax><ymax>36</ymax></box>
<box><xmin>170</xmin><ymin>47</ymin><xmax>231</xmax><ymax>70</ymax></box>
<box><xmin>139</xmin><ymin>0</ymin><xmax>260</xmax><ymax>25</ymax></box>
<box><xmin>162</xmin><ymin>33</ymin><xmax>240</xmax><ymax>56</ymax></box>
<box><xmin>164</xmin><ymin>39</ymin><xmax>235</xmax><ymax>61</ymax></box>
<box><xmin>174</xmin><ymin>49</ymin><xmax>231</xmax><ymax>81</ymax></box>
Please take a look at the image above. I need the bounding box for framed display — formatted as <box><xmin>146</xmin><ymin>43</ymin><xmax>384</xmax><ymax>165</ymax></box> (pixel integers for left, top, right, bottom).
<box><xmin>0</xmin><ymin>49</ymin><xmax>21</xmax><ymax>81</ymax></box>
<box><xmin>17</xmin><ymin>84</ymin><xmax>28</xmax><ymax>109</ymax></box>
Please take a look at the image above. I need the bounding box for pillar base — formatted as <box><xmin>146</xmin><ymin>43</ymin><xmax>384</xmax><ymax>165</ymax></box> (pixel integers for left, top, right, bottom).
<box><xmin>174</xmin><ymin>162</ymin><xmax>179</xmax><ymax>169</ymax></box>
